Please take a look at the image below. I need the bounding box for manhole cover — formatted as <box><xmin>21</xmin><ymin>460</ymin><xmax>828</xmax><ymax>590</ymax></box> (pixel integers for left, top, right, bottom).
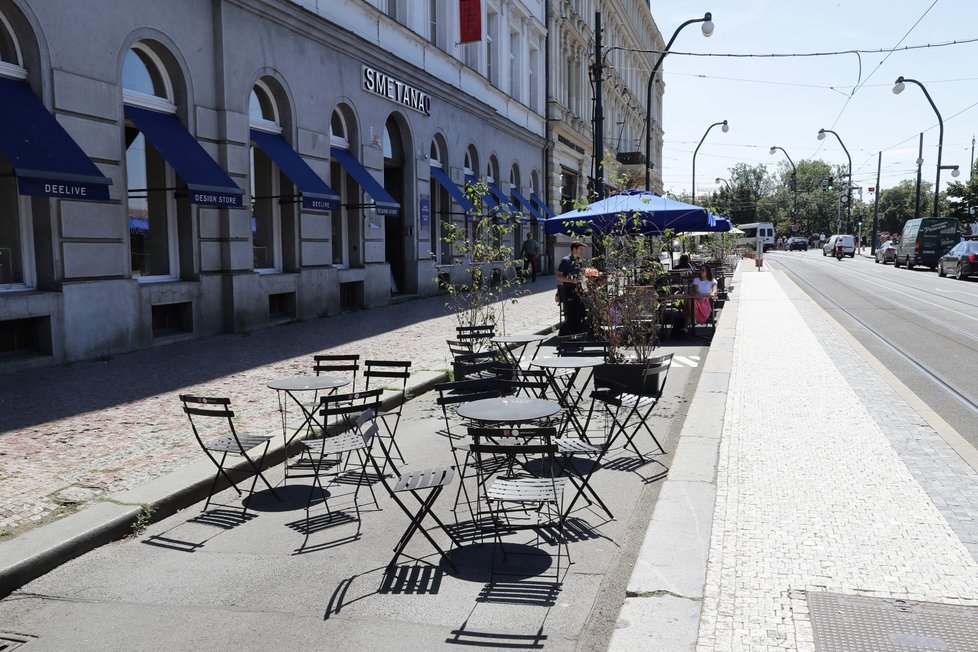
<box><xmin>808</xmin><ymin>591</ymin><xmax>978</xmax><ymax>651</ymax></box>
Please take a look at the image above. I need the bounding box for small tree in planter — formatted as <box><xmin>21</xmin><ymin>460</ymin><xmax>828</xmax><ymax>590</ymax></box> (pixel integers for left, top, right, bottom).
<box><xmin>437</xmin><ymin>179</ymin><xmax>527</xmax><ymax>335</ymax></box>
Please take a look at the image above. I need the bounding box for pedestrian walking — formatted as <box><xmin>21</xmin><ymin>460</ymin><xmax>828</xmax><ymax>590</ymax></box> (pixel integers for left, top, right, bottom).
<box><xmin>556</xmin><ymin>241</ymin><xmax>586</xmax><ymax>336</ymax></box>
<box><xmin>521</xmin><ymin>232</ymin><xmax>540</xmax><ymax>282</ymax></box>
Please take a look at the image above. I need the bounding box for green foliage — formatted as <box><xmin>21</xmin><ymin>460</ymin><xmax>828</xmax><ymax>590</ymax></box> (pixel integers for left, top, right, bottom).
<box><xmin>943</xmin><ymin>161</ymin><xmax>978</xmax><ymax>223</ymax></box>
<box><xmin>437</xmin><ymin>179</ymin><xmax>527</xmax><ymax>330</ymax></box>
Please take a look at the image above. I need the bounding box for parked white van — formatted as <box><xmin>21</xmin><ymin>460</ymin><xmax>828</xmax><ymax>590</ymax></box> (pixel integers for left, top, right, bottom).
<box><xmin>736</xmin><ymin>222</ymin><xmax>776</xmax><ymax>252</ymax></box>
<box><xmin>822</xmin><ymin>234</ymin><xmax>855</xmax><ymax>258</ymax></box>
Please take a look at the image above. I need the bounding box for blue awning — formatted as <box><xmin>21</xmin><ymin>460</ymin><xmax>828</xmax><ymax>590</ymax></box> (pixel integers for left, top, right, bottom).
<box><xmin>125</xmin><ymin>105</ymin><xmax>243</xmax><ymax>207</ymax></box>
<box><xmin>487</xmin><ymin>182</ymin><xmax>519</xmax><ymax>215</ymax></box>
<box><xmin>250</xmin><ymin>130</ymin><xmax>339</xmax><ymax>212</ymax></box>
<box><xmin>530</xmin><ymin>192</ymin><xmax>556</xmax><ymax>219</ymax></box>
<box><xmin>330</xmin><ymin>147</ymin><xmax>399</xmax><ymax>216</ymax></box>
<box><xmin>511</xmin><ymin>188</ymin><xmax>543</xmax><ymax>222</ymax></box>
<box><xmin>0</xmin><ymin>77</ymin><xmax>111</xmax><ymax>201</ymax></box>
<box><xmin>430</xmin><ymin>166</ymin><xmax>474</xmax><ymax>213</ymax></box>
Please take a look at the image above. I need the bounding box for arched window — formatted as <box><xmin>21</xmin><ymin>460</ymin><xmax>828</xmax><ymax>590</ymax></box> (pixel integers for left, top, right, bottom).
<box><xmin>429</xmin><ymin>135</ymin><xmax>452</xmax><ymax>264</ymax></box>
<box><xmin>487</xmin><ymin>155</ymin><xmax>499</xmax><ymax>184</ymax></box>
<box><xmin>0</xmin><ymin>12</ymin><xmax>27</xmax><ymax>289</ymax></box>
<box><xmin>464</xmin><ymin>146</ymin><xmax>478</xmax><ymax>177</ymax></box>
<box><xmin>329</xmin><ymin>107</ymin><xmax>360</xmax><ymax>268</ymax></box>
<box><xmin>330</xmin><ymin>110</ymin><xmax>348</xmax><ymax>148</ymax></box>
<box><xmin>509</xmin><ymin>164</ymin><xmax>520</xmax><ymax>191</ymax></box>
<box><xmin>249</xmin><ymin>80</ymin><xmax>283</xmax><ymax>272</ymax></box>
<box><xmin>123</xmin><ymin>44</ymin><xmax>178</xmax><ymax>280</ymax></box>
<box><xmin>383</xmin><ymin>121</ymin><xmax>404</xmax><ymax>163</ymax></box>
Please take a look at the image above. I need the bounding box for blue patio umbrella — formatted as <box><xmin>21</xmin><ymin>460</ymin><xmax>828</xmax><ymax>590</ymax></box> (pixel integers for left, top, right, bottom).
<box><xmin>544</xmin><ymin>189</ymin><xmax>720</xmax><ymax>236</ymax></box>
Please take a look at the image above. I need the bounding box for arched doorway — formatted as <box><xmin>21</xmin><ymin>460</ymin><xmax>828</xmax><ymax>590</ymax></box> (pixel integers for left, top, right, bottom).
<box><xmin>383</xmin><ymin>116</ymin><xmax>411</xmax><ymax>293</ymax></box>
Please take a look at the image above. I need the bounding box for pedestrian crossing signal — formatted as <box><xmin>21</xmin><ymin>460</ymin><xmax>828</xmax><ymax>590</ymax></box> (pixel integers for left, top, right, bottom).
<box><xmin>869</xmin><ymin>186</ymin><xmax>875</xmax><ymax>193</ymax></box>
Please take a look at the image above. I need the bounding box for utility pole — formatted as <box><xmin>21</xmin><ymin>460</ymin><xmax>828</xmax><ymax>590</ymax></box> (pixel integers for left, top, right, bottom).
<box><xmin>914</xmin><ymin>132</ymin><xmax>923</xmax><ymax>219</ymax></box>
<box><xmin>591</xmin><ymin>12</ymin><xmax>604</xmax><ymax>199</ymax></box>
<box><xmin>871</xmin><ymin>151</ymin><xmax>881</xmax><ymax>251</ymax></box>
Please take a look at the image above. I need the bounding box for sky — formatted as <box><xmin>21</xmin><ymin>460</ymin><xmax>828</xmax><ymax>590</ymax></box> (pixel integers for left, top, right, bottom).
<box><xmin>647</xmin><ymin>0</ymin><xmax>978</xmax><ymax>199</ymax></box>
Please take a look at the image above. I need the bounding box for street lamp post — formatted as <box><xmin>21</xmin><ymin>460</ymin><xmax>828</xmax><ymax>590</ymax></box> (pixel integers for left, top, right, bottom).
<box><xmin>892</xmin><ymin>76</ymin><xmax>959</xmax><ymax>217</ymax></box>
<box><xmin>692</xmin><ymin>120</ymin><xmax>728</xmax><ymax>202</ymax></box>
<box><xmin>817</xmin><ymin>128</ymin><xmax>852</xmax><ymax>231</ymax></box>
<box><xmin>644</xmin><ymin>12</ymin><xmax>714</xmax><ymax>191</ymax></box>
<box><xmin>769</xmin><ymin>145</ymin><xmax>798</xmax><ymax>233</ymax></box>
<box><xmin>715</xmin><ymin>177</ymin><xmax>731</xmax><ymax>191</ymax></box>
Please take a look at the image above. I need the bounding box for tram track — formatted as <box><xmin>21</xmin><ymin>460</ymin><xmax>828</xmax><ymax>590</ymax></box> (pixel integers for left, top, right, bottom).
<box><xmin>770</xmin><ymin>255</ymin><xmax>978</xmax><ymax>419</ymax></box>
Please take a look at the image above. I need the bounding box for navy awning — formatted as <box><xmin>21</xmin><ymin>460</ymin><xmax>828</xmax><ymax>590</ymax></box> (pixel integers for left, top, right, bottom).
<box><xmin>511</xmin><ymin>188</ymin><xmax>543</xmax><ymax>222</ymax></box>
<box><xmin>124</xmin><ymin>105</ymin><xmax>244</xmax><ymax>208</ymax></box>
<box><xmin>487</xmin><ymin>182</ymin><xmax>518</xmax><ymax>215</ymax></box>
<box><xmin>430</xmin><ymin>166</ymin><xmax>474</xmax><ymax>213</ymax></box>
<box><xmin>330</xmin><ymin>147</ymin><xmax>399</xmax><ymax>216</ymax></box>
<box><xmin>0</xmin><ymin>77</ymin><xmax>111</xmax><ymax>201</ymax></box>
<box><xmin>250</xmin><ymin>130</ymin><xmax>339</xmax><ymax>212</ymax></box>
<box><xmin>530</xmin><ymin>192</ymin><xmax>556</xmax><ymax>218</ymax></box>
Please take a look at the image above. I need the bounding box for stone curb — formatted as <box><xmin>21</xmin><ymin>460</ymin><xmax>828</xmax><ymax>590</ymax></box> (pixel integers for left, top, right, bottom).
<box><xmin>607</xmin><ymin>260</ymin><xmax>747</xmax><ymax>651</ymax></box>
<box><xmin>0</xmin><ymin>323</ymin><xmax>556</xmax><ymax>598</ymax></box>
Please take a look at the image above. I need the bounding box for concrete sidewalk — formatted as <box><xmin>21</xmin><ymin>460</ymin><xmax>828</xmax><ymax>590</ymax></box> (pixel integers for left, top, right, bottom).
<box><xmin>610</xmin><ymin>261</ymin><xmax>978</xmax><ymax>650</ymax></box>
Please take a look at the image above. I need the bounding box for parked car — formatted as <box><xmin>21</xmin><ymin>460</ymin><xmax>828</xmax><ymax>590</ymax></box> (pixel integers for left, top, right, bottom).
<box><xmin>787</xmin><ymin>237</ymin><xmax>808</xmax><ymax>251</ymax></box>
<box><xmin>894</xmin><ymin>217</ymin><xmax>960</xmax><ymax>270</ymax></box>
<box><xmin>874</xmin><ymin>240</ymin><xmax>896</xmax><ymax>264</ymax></box>
<box><xmin>822</xmin><ymin>234</ymin><xmax>855</xmax><ymax>257</ymax></box>
<box><xmin>937</xmin><ymin>240</ymin><xmax>978</xmax><ymax>280</ymax></box>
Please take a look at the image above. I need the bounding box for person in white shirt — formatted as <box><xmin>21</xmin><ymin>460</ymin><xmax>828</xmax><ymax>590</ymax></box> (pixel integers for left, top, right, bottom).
<box><xmin>690</xmin><ymin>265</ymin><xmax>718</xmax><ymax>325</ymax></box>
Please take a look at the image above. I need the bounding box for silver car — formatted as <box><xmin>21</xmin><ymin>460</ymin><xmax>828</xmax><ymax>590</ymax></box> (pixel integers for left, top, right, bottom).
<box><xmin>874</xmin><ymin>240</ymin><xmax>896</xmax><ymax>264</ymax></box>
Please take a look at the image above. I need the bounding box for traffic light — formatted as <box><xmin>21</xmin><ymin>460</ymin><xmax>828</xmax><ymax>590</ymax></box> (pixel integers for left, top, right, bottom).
<box><xmin>827</xmin><ymin>176</ymin><xmax>834</xmax><ymax>190</ymax></box>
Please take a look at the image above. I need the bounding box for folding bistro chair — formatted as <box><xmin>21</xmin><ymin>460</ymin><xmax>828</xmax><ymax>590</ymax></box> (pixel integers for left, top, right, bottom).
<box><xmin>555</xmin><ymin>335</ymin><xmax>610</xmax><ymax>360</ymax></box>
<box><xmin>285</xmin><ymin>388</ymin><xmax>383</xmax><ymax>482</ymax></box>
<box><xmin>468</xmin><ymin>428</ymin><xmax>567</xmax><ymax>559</ymax></box>
<box><xmin>446</xmin><ymin>339</ymin><xmax>474</xmax><ymax>358</ymax></box>
<box><xmin>362</xmin><ymin>359</ymin><xmax>412</xmax><ymax>467</ymax></box>
<box><xmin>180</xmin><ymin>395</ymin><xmax>279</xmax><ymax>513</ymax></box>
<box><xmin>312</xmin><ymin>354</ymin><xmax>361</xmax><ymax>393</ymax></box>
<box><xmin>452</xmin><ymin>350</ymin><xmax>499</xmax><ymax>380</ymax></box>
<box><xmin>297</xmin><ymin>407</ymin><xmax>380</xmax><ymax>524</ymax></box>
<box><xmin>586</xmin><ymin>354</ymin><xmax>673</xmax><ymax>458</ymax></box>
<box><xmin>455</xmin><ymin>324</ymin><xmax>496</xmax><ymax>352</ymax></box>
<box><xmin>362</xmin><ymin>410</ymin><xmax>462</xmax><ymax>572</ymax></box>
<box><xmin>496</xmin><ymin>366</ymin><xmax>551</xmax><ymax>400</ymax></box>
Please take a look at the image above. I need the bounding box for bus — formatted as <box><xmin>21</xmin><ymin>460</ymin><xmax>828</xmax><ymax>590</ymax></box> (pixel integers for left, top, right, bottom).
<box><xmin>735</xmin><ymin>222</ymin><xmax>776</xmax><ymax>252</ymax></box>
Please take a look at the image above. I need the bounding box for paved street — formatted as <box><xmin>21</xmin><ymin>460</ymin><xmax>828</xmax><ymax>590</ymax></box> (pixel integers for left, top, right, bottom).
<box><xmin>0</xmin><ymin>286</ymin><xmax>558</xmax><ymax>536</ymax></box>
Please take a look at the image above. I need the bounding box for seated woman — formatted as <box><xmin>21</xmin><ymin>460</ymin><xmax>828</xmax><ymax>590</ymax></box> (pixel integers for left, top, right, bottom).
<box><xmin>689</xmin><ymin>264</ymin><xmax>718</xmax><ymax>325</ymax></box>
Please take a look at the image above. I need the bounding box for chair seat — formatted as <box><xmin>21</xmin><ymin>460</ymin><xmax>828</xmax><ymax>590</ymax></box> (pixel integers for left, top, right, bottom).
<box><xmin>205</xmin><ymin>434</ymin><xmax>273</xmax><ymax>453</ymax></box>
<box><xmin>394</xmin><ymin>466</ymin><xmax>455</xmax><ymax>492</ymax></box>
<box><xmin>556</xmin><ymin>438</ymin><xmax>606</xmax><ymax>454</ymax></box>
<box><xmin>301</xmin><ymin>431</ymin><xmax>365</xmax><ymax>456</ymax></box>
<box><xmin>486</xmin><ymin>476</ymin><xmax>566</xmax><ymax>502</ymax></box>
<box><xmin>591</xmin><ymin>390</ymin><xmax>655</xmax><ymax>409</ymax></box>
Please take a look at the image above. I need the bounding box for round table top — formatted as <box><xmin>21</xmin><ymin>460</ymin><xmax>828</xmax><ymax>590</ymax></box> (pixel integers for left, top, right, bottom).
<box><xmin>529</xmin><ymin>356</ymin><xmax>605</xmax><ymax>369</ymax></box>
<box><xmin>491</xmin><ymin>334</ymin><xmax>548</xmax><ymax>344</ymax></box>
<box><xmin>266</xmin><ymin>375</ymin><xmax>349</xmax><ymax>392</ymax></box>
<box><xmin>456</xmin><ymin>396</ymin><xmax>561</xmax><ymax>423</ymax></box>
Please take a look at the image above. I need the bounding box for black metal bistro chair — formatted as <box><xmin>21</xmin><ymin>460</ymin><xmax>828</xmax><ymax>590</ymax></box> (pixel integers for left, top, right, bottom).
<box><xmin>468</xmin><ymin>427</ymin><xmax>567</xmax><ymax>558</ymax></box>
<box><xmin>586</xmin><ymin>354</ymin><xmax>673</xmax><ymax>458</ymax></box>
<box><xmin>180</xmin><ymin>395</ymin><xmax>279</xmax><ymax>513</ymax></box>
<box><xmin>363</xmin><ymin>410</ymin><xmax>462</xmax><ymax>572</ymax></box>
<box><xmin>455</xmin><ymin>324</ymin><xmax>496</xmax><ymax>352</ymax></box>
<box><xmin>362</xmin><ymin>359</ymin><xmax>412</xmax><ymax>467</ymax></box>
<box><xmin>312</xmin><ymin>353</ymin><xmax>361</xmax><ymax>393</ymax></box>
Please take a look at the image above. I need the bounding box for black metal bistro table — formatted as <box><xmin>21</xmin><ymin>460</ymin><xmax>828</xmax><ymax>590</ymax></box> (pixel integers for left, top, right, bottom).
<box><xmin>529</xmin><ymin>356</ymin><xmax>604</xmax><ymax>437</ymax></box>
<box><xmin>267</xmin><ymin>375</ymin><xmax>350</xmax><ymax>450</ymax></box>
<box><xmin>490</xmin><ymin>333</ymin><xmax>548</xmax><ymax>366</ymax></box>
<box><xmin>456</xmin><ymin>396</ymin><xmax>561</xmax><ymax>425</ymax></box>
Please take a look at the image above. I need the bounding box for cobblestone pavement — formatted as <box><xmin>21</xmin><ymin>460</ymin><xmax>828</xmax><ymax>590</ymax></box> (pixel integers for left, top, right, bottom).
<box><xmin>696</xmin><ymin>271</ymin><xmax>978</xmax><ymax>651</ymax></box>
<box><xmin>0</xmin><ymin>286</ymin><xmax>557</xmax><ymax>536</ymax></box>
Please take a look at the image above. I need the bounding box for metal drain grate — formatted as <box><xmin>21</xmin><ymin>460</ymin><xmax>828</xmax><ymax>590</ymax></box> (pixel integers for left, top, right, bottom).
<box><xmin>808</xmin><ymin>591</ymin><xmax>978</xmax><ymax>651</ymax></box>
<box><xmin>0</xmin><ymin>633</ymin><xmax>32</xmax><ymax>651</ymax></box>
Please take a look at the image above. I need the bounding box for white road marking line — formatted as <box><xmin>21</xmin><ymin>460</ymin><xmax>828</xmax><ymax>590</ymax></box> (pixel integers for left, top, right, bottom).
<box><xmin>672</xmin><ymin>355</ymin><xmax>699</xmax><ymax>367</ymax></box>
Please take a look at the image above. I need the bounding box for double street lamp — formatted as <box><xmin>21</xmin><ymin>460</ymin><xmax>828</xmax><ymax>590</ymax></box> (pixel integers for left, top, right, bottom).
<box><xmin>769</xmin><ymin>145</ymin><xmax>798</xmax><ymax>232</ymax></box>
<box><xmin>692</xmin><ymin>120</ymin><xmax>728</xmax><ymax>201</ymax></box>
<box><xmin>644</xmin><ymin>12</ymin><xmax>715</xmax><ymax>191</ymax></box>
<box><xmin>892</xmin><ymin>76</ymin><xmax>960</xmax><ymax>217</ymax></box>
<box><xmin>817</xmin><ymin>128</ymin><xmax>852</xmax><ymax>231</ymax></box>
